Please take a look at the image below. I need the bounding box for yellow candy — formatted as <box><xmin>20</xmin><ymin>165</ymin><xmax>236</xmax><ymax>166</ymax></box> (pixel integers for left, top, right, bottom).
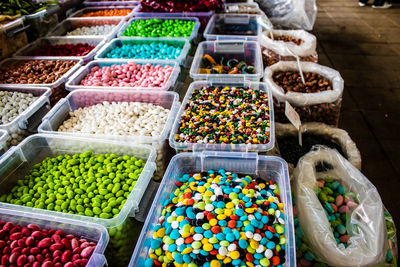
<box><xmin>155</xmin><ymin>248</ymin><xmax>162</xmax><ymax>256</ymax></box>
<box><xmin>223</xmin><ymin>258</ymin><xmax>232</xmax><ymax>264</ymax></box>
<box><xmin>245</xmin><ymin>208</ymin><xmax>255</xmax><ymax>213</ymax></box>
<box><xmin>217</xmin><ymin>214</ymin><xmax>227</xmax><ymax>220</ymax></box>
<box><xmin>243</xmin><ymin>189</ymin><xmax>249</xmax><ymax>194</ymax></box>
<box><xmin>226</xmin><ymin>202</ymin><xmax>234</xmax><ymax>209</ymax></box>
<box><xmin>240</xmin><ymin>233</ymin><xmax>247</xmax><ymax>240</ymax></box>
<box><xmin>149</xmin><ymin>253</ymin><xmax>158</xmax><ymax>260</ymax></box>
<box><xmin>216</xmin><ymin>254</ymin><xmax>225</xmax><ymax>260</ymax></box>
<box><xmin>157</xmin><ymin>228</ymin><xmax>165</xmax><ymax>238</ymax></box>
<box><xmin>177</xmin><ymin>216</ymin><xmax>184</xmax><ymax>222</ymax></box>
<box><xmin>246</xmin><ymin>262</ymin><xmax>255</xmax><ymax>267</ymax></box>
<box><xmin>259</xmin><ymin>183</ymin><xmax>266</xmax><ymax>189</ymax></box>
<box><xmin>203</xmin><ymin>243</ymin><xmax>213</xmax><ymax>252</ymax></box>
<box><xmin>210</xmin><ymin>260</ymin><xmax>221</xmax><ymax>267</ymax></box>
<box><xmin>250</xmin><ymin>240</ymin><xmax>259</xmax><ymax>249</ymax></box>
<box><xmin>278</xmin><ymin>203</ymin><xmax>284</xmax><ymax>210</ymax></box>
<box><xmin>166</xmin><ymin>252</ymin><xmax>174</xmax><ymax>261</ymax></box>
<box><xmin>182</xmin><ymin>247</ymin><xmax>193</xmax><ymax>254</ymax></box>
<box><xmin>201</xmin><ymin>238</ymin><xmax>209</xmax><ymax>245</ymax></box>
<box><xmin>198</xmin><ymin>186</ymin><xmax>205</xmax><ymax>193</ymax></box>
<box><xmin>182</xmin><ymin>232</ymin><xmax>191</xmax><ymax>238</ymax></box>
<box><xmin>153</xmin><ymin>232</ymin><xmax>159</xmax><ymax>239</ymax></box>
<box><xmin>230</xmin><ymin>251</ymin><xmax>240</xmax><ymax>259</ymax></box>
<box><xmin>209</xmin><ymin>218</ymin><xmax>218</xmax><ymax>226</ymax></box>
<box><xmin>247</xmin><ymin>246</ymin><xmax>256</xmax><ymax>254</ymax></box>
<box><xmin>268</xmin><ymin>197</ymin><xmax>274</xmax><ymax>203</ymax></box>
<box><xmin>224</xmin><ymin>209</ymin><xmax>232</xmax><ymax>216</ymax></box>
<box><xmin>190</xmin><ymin>227</ymin><xmax>195</xmax><ymax>235</ymax></box>
<box><xmin>205</xmin><ymin>190</ymin><xmax>213</xmax><ymax>197</ymax></box>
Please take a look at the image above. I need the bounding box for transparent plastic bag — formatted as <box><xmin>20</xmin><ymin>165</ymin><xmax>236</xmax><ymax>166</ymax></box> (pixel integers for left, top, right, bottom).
<box><xmin>275</xmin><ymin>122</ymin><xmax>362</xmax><ymax>171</ymax></box>
<box><xmin>256</xmin><ymin>0</ymin><xmax>317</xmax><ymax>30</ymax></box>
<box><xmin>263</xmin><ymin>61</ymin><xmax>344</xmax><ymax>126</ymax></box>
<box><xmin>293</xmin><ymin>146</ymin><xmax>387</xmax><ymax>267</ymax></box>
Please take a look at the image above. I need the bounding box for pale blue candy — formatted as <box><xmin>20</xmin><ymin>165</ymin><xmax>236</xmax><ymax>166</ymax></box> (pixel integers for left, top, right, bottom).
<box><xmin>144</xmin><ymin>258</ymin><xmax>153</xmax><ymax>267</ymax></box>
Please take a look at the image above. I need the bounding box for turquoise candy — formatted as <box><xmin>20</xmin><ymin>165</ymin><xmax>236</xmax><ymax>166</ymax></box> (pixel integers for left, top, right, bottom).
<box><xmin>170</xmin><ymin>229</ymin><xmax>180</xmax><ymax>240</ymax></box>
<box><xmin>337</xmin><ymin>224</ymin><xmax>346</xmax><ymax>235</ymax></box>
<box><xmin>144</xmin><ymin>258</ymin><xmax>153</xmax><ymax>267</ymax></box>
<box><xmin>174</xmin><ymin>253</ymin><xmax>183</xmax><ymax>264</ymax></box>
<box><xmin>266</xmin><ymin>241</ymin><xmax>276</xmax><ymax>249</ymax></box>
<box><xmin>150</xmin><ymin>239</ymin><xmax>161</xmax><ymax>249</ymax></box>
<box><xmin>239</xmin><ymin>239</ymin><xmax>248</xmax><ymax>249</ymax></box>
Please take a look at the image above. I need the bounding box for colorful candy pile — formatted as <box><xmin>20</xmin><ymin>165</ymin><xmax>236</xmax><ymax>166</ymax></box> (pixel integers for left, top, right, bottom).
<box><xmin>0</xmin><ymin>221</ymin><xmax>97</xmax><ymax>267</ymax></box>
<box><xmin>175</xmin><ymin>86</ymin><xmax>271</xmax><ymax>145</ymax></box>
<box><xmin>0</xmin><ymin>151</ymin><xmax>145</xmax><ymax>219</ymax></box>
<box><xmin>214</xmin><ymin>19</ymin><xmax>258</xmax><ymax>36</ymax></box>
<box><xmin>316</xmin><ymin>178</ymin><xmax>358</xmax><ymax>246</ymax></box>
<box><xmin>80</xmin><ymin>62</ymin><xmax>174</xmax><ymax>88</ymax></box>
<box><xmin>140</xmin><ymin>0</ymin><xmax>224</xmax><ymax>12</ymax></box>
<box><xmin>81</xmin><ymin>9</ymin><xmax>132</xmax><ymax>17</ymax></box>
<box><xmin>26</xmin><ymin>43</ymin><xmax>96</xmax><ymax>57</ymax></box>
<box><xmin>122</xmin><ymin>18</ymin><xmax>195</xmax><ymax>38</ymax></box>
<box><xmin>146</xmin><ymin>169</ymin><xmax>287</xmax><ymax>267</ymax></box>
<box><xmin>199</xmin><ymin>54</ymin><xmax>256</xmax><ymax>75</ymax></box>
<box><xmin>103</xmin><ymin>41</ymin><xmax>183</xmax><ymax>60</ymax></box>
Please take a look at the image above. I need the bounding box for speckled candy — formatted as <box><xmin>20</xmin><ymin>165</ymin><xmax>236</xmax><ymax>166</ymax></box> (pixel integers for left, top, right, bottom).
<box><xmin>146</xmin><ymin>169</ymin><xmax>287</xmax><ymax>266</ymax></box>
<box><xmin>175</xmin><ymin>86</ymin><xmax>271</xmax><ymax>145</ymax></box>
<box><xmin>80</xmin><ymin>62</ymin><xmax>174</xmax><ymax>88</ymax></box>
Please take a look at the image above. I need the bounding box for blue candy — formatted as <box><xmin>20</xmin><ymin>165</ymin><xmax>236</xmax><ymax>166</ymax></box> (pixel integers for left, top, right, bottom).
<box><xmin>174</xmin><ymin>253</ymin><xmax>183</xmax><ymax>264</ymax></box>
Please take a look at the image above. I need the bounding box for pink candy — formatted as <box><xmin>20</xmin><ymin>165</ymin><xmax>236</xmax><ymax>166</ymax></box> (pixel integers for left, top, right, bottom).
<box><xmin>80</xmin><ymin>62</ymin><xmax>173</xmax><ymax>88</ymax></box>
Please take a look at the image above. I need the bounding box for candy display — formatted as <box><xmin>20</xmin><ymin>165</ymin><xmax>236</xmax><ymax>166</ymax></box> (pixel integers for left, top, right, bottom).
<box><xmin>122</xmin><ymin>18</ymin><xmax>196</xmax><ymax>38</ymax></box>
<box><xmin>214</xmin><ymin>19</ymin><xmax>258</xmax><ymax>36</ymax></box>
<box><xmin>139</xmin><ymin>0</ymin><xmax>224</xmax><ymax>12</ymax></box>
<box><xmin>0</xmin><ymin>220</ymin><xmax>97</xmax><ymax>267</ymax></box>
<box><xmin>79</xmin><ymin>62</ymin><xmax>174</xmax><ymax>88</ymax></box>
<box><xmin>0</xmin><ymin>151</ymin><xmax>145</xmax><ymax>219</ymax></box>
<box><xmin>25</xmin><ymin>43</ymin><xmax>96</xmax><ymax>57</ymax></box>
<box><xmin>174</xmin><ymin>85</ymin><xmax>271</xmax><ymax>145</ymax></box>
<box><xmin>57</xmin><ymin>102</ymin><xmax>170</xmax><ymax>137</ymax></box>
<box><xmin>146</xmin><ymin>169</ymin><xmax>287</xmax><ymax>266</ymax></box>
<box><xmin>66</xmin><ymin>25</ymin><xmax>116</xmax><ymax>36</ymax></box>
<box><xmin>272</xmin><ymin>71</ymin><xmax>332</xmax><ymax>93</ymax></box>
<box><xmin>199</xmin><ymin>54</ymin><xmax>256</xmax><ymax>74</ymax></box>
<box><xmin>102</xmin><ymin>41</ymin><xmax>184</xmax><ymax>61</ymax></box>
<box><xmin>224</xmin><ymin>4</ymin><xmax>264</xmax><ymax>14</ymax></box>
<box><xmin>0</xmin><ymin>60</ymin><xmax>77</xmax><ymax>85</ymax></box>
<box><xmin>81</xmin><ymin>9</ymin><xmax>132</xmax><ymax>17</ymax></box>
<box><xmin>0</xmin><ymin>91</ymin><xmax>38</xmax><ymax>124</ymax></box>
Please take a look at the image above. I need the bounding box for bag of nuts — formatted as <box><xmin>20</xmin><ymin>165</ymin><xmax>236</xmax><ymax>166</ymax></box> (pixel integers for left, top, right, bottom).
<box><xmin>264</xmin><ymin>61</ymin><xmax>344</xmax><ymax>126</ymax></box>
<box><xmin>259</xmin><ymin>29</ymin><xmax>318</xmax><ymax>66</ymax></box>
<box><xmin>273</xmin><ymin>122</ymin><xmax>361</xmax><ymax>174</ymax></box>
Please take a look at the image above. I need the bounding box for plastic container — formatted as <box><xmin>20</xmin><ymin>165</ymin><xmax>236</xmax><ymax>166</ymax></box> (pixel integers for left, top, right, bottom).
<box><xmin>95</xmin><ymin>37</ymin><xmax>191</xmax><ymax>66</ymax></box>
<box><xmin>24</xmin><ymin>5</ymin><xmax>60</xmax><ymax>41</ymax></box>
<box><xmin>117</xmin><ymin>17</ymin><xmax>200</xmax><ymax>44</ymax></box>
<box><xmin>129</xmin><ymin>151</ymin><xmax>295</xmax><ymax>267</ymax></box>
<box><xmin>38</xmin><ymin>89</ymin><xmax>180</xmax><ymax>181</ymax></box>
<box><xmin>203</xmin><ymin>14</ymin><xmax>262</xmax><ymax>41</ymax></box>
<box><xmin>0</xmin><ymin>58</ymin><xmax>83</xmax><ymax>106</ymax></box>
<box><xmin>84</xmin><ymin>0</ymin><xmax>140</xmax><ymax>6</ymax></box>
<box><xmin>65</xmin><ymin>59</ymin><xmax>180</xmax><ymax>92</ymax></box>
<box><xmin>13</xmin><ymin>36</ymin><xmax>106</xmax><ymax>64</ymax></box>
<box><xmin>133</xmin><ymin>6</ymin><xmax>214</xmax><ymax>33</ymax></box>
<box><xmin>169</xmin><ymin>80</ymin><xmax>275</xmax><ymax>152</ymax></box>
<box><xmin>0</xmin><ymin>130</ymin><xmax>9</xmax><ymax>157</ymax></box>
<box><xmin>190</xmin><ymin>40</ymin><xmax>263</xmax><ymax>81</ymax></box>
<box><xmin>0</xmin><ymin>17</ymin><xmax>29</xmax><ymax>60</ymax></box>
<box><xmin>70</xmin><ymin>6</ymin><xmax>137</xmax><ymax>19</ymax></box>
<box><xmin>0</xmin><ymin>207</ymin><xmax>109</xmax><ymax>266</ymax></box>
<box><xmin>0</xmin><ymin>87</ymin><xmax>51</xmax><ymax>147</ymax></box>
<box><xmin>47</xmin><ymin>18</ymin><xmax>123</xmax><ymax>41</ymax></box>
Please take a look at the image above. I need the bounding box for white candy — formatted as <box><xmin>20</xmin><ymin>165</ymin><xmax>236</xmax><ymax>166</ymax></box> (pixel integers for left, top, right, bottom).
<box><xmin>66</xmin><ymin>25</ymin><xmax>116</xmax><ymax>36</ymax></box>
<box><xmin>205</xmin><ymin>204</ymin><xmax>214</xmax><ymax>211</ymax></box>
<box><xmin>218</xmin><ymin>247</ymin><xmax>228</xmax><ymax>256</ymax></box>
<box><xmin>175</xmin><ymin>238</ymin><xmax>184</xmax><ymax>246</ymax></box>
<box><xmin>264</xmin><ymin>249</ymin><xmax>273</xmax><ymax>259</ymax></box>
<box><xmin>193</xmin><ymin>234</ymin><xmax>203</xmax><ymax>241</ymax></box>
<box><xmin>253</xmin><ymin>233</ymin><xmax>262</xmax><ymax>241</ymax></box>
<box><xmin>228</xmin><ymin>244</ymin><xmax>237</xmax><ymax>251</ymax></box>
<box><xmin>0</xmin><ymin>91</ymin><xmax>37</xmax><ymax>124</ymax></box>
<box><xmin>171</xmin><ymin>221</ymin><xmax>179</xmax><ymax>229</ymax></box>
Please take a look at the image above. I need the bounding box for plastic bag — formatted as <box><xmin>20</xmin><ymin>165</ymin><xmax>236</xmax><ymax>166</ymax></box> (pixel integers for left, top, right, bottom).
<box><xmin>260</xmin><ymin>29</ymin><xmax>316</xmax><ymax>57</ymax></box>
<box><xmin>255</xmin><ymin>0</ymin><xmax>317</xmax><ymax>30</ymax></box>
<box><xmin>263</xmin><ymin>61</ymin><xmax>344</xmax><ymax>126</ymax></box>
<box><xmin>293</xmin><ymin>147</ymin><xmax>387</xmax><ymax>267</ymax></box>
<box><xmin>275</xmin><ymin>122</ymin><xmax>362</xmax><ymax>171</ymax></box>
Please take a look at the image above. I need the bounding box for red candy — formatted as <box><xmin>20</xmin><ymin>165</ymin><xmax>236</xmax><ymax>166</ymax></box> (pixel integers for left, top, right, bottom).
<box><xmin>0</xmin><ymin>221</ymin><xmax>97</xmax><ymax>267</ymax></box>
<box><xmin>27</xmin><ymin>43</ymin><xmax>95</xmax><ymax>57</ymax></box>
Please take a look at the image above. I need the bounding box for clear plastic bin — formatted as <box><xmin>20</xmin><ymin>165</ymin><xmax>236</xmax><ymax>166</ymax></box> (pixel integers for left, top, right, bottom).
<box><xmin>190</xmin><ymin>40</ymin><xmax>263</xmax><ymax>81</ymax></box>
<box><xmin>117</xmin><ymin>17</ymin><xmax>200</xmax><ymax>44</ymax></box>
<box><xmin>47</xmin><ymin>18</ymin><xmax>124</xmax><ymax>41</ymax></box>
<box><xmin>38</xmin><ymin>89</ymin><xmax>180</xmax><ymax>181</ymax></box>
<box><xmin>84</xmin><ymin>0</ymin><xmax>140</xmax><ymax>6</ymax></box>
<box><xmin>0</xmin><ymin>86</ymin><xmax>51</xmax><ymax>150</ymax></box>
<box><xmin>169</xmin><ymin>80</ymin><xmax>275</xmax><ymax>152</ymax></box>
<box><xmin>0</xmin><ymin>130</ymin><xmax>9</xmax><ymax>157</ymax></box>
<box><xmin>129</xmin><ymin>151</ymin><xmax>295</xmax><ymax>267</ymax></box>
<box><xmin>25</xmin><ymin>5</ymin><xmax>59</xmax><ymax>41</ymax></box>
<box><xmin>0</xmin><ymin>134</ymin><xmax>156</xmax><ymax>227</ymax></box>
<box><xmin>95</xmin><ymin>37</ymin><xmax>191</xmax><ymax>66</ymax></box>
<box><xmin>70</xmin><ymin>6</ymin><xmax>137</xmax><ymax>19</ymax></box>
<box><xmin>65</xmin><ymin>59</ymin><xmax>180</xmax><ymax>92</ymax></box>
<box><xmin>0</xmin><ymin>58</ymin><xmax>83</xmax><ymax>106</ymax></box>
<box><xmin>133</xmin><ymin>7</ymin><xmax>214</xmax><ymax>33</ymax></box>
<box><xmin>203</xmin><ymin>14</ymin><xmax>262</xmax><ymax>41</ymax></box>
<box><xmin>0</xmin><ymin>17</ymin><xmax>29</xmax><ymax>60</ymax></box>
<box><xmin>13</xmin><ymin>36</ymin><xmax>106</xmax><ymax>64</ymax></box>
<box><xmin>0</xmin><ymin>207</ymin><xmax>109</xmax><ymax>267</ymax></box>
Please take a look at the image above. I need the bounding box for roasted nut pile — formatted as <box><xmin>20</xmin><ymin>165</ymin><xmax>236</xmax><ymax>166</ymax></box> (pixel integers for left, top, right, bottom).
<box><xmin>271</xmin><ymin>35</ymin><xmax>304</xmax><ymax>46</ymax></box>
<box><xmin>0</xmin><ymin>60</ymin><xmax>77</xmax><ymax>85</ymax></box>
<box><xmin>272</xmin><ymin>71</ymin><xmax>332</xmax><ymax>93</ymax></box>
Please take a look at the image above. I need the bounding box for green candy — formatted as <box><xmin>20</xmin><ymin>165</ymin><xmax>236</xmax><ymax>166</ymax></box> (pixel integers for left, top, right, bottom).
<box><xmin>122</xmin><ymin>18</ymin><xmax>195</xmax><ymax>38</ymax></box>
<box><xmin>0</xmin><ymin>151</ymin><xmax>145</xmax><ymax>219</ymax></box>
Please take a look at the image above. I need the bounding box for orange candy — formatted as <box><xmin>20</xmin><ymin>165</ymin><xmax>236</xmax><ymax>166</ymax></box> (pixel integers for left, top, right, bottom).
<box><xmin>82</xmin><ymin>9</ymin><xmax>131</xmax><ymax>17</ymax></box>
